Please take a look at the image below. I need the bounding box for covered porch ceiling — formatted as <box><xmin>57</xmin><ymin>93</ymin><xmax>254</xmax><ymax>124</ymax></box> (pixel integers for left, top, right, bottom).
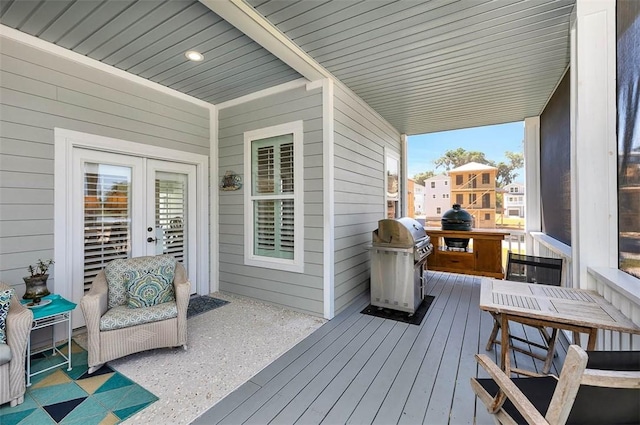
<box><xmin>0</xmin><ymin>0</ymin><xmax>575</xmax><ymax>135</ymax></box>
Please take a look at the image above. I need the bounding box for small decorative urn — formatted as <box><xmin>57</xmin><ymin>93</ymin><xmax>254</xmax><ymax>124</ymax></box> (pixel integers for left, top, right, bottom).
<box><xmin>23</xmin><ymin>259</ymin><xmax>53</xmax><ymax>300</ymax></box>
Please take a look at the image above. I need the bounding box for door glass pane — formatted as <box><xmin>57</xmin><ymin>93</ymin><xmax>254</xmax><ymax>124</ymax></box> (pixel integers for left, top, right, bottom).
<box><xmin>83</xmin><ymin>163</ymin><xmax>131</xmax><ymax>291</ymax></box>
<box><xmin>156</xmin><ymin>172</ymin><xmax>188</xmax><ymax>264</ymax></box>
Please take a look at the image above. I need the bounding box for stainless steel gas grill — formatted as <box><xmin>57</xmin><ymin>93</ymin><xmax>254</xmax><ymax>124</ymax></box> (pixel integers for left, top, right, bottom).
<box><xmin>369</xmin><ymin>217</ymin><xmax>433</xmax><ymax>314</ymax></box>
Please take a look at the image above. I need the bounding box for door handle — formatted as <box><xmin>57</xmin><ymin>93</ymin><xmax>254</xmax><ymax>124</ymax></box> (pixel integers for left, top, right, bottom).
<box><xmin>147</xmin><ymin>237</ymin><xmax>157</xmax><ymax>243</ymax></box>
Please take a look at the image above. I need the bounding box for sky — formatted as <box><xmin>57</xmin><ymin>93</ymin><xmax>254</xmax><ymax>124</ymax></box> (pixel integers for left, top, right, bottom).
<box><xmin>407</xmin><ymin>121</ymin><xmax>525</xmax><ymax>183</ymax></box>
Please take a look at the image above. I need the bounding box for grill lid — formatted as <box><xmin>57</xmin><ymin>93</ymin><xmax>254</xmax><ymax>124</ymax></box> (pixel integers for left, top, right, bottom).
<box><xmin>372</xmin><ymin>217</ymin><xmax>429</xmax><ymax>248</ymax></box>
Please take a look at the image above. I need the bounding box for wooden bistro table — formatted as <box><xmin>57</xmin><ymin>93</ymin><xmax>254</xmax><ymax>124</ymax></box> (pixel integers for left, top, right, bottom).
<box><xmin>479</xmin><ymin>278</ymin><xmax>640</xmax><ymax>376</ymax></box>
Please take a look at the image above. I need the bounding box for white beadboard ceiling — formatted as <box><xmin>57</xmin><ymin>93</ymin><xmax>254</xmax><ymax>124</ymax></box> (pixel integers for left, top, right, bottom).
<box><xmin>0</xmin><ymin>0</ymin><xmax>575</xmax><ymax>135</ymax></box>
<box><xmin>0</xmin><ymin>0</ymin><xmax>302</xmax><ymax>104</ymax></box>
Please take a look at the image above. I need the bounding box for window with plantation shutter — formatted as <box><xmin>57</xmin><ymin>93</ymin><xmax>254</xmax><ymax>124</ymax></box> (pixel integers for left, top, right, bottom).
<box><xmin>244</xmin><ymin>122</ymin><xmax>303</xmax><ymax>272</ymax></box>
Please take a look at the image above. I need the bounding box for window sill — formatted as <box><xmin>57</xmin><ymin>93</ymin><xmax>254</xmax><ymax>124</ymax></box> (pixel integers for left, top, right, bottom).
<box><xmin>530</xmin><ymin>232</ymin><xmax>571</xmax><ymax>258</ymax></box>
<box><xmin>244</xmin><ymin>256</ymin><xmax>304</xmax><ymax>274</ymax></box>
<box><xmin>587</xmin><ymin>267</ymin><xmax>640</xmax><ymax>306</ymax></box>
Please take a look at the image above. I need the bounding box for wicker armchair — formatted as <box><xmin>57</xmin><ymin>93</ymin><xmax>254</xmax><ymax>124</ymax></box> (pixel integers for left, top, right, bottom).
<box><xmin>80</xmin><ymin>255</ymin><xmax>189</xmax><ymax>373</ymax></box>
<box><xmin>0</xmin><ymin>282</ymin><xmax>33</xmax><ymax>407</ymax></box>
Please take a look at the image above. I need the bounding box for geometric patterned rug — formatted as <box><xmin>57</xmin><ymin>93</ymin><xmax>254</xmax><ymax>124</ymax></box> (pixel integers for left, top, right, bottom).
<box><xmin>0</xmin><ymin>341</ymin><xmax>157</xmax><ymax>425</ymax></box>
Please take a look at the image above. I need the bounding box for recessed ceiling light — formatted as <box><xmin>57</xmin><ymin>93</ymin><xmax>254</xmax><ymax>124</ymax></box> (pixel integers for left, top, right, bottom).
<box><xmin>185</xmin><ymin>50</ymin><xmax>204</xmax><ymax>62</ymax></box>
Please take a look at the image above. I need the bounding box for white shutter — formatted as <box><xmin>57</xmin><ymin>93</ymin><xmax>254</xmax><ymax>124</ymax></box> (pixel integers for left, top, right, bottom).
<box><xmin>255</xmin><ymin>145</ymin><xmax>274</xmax><ymax>194</ymax></box>
<box><xmin>280</xmin><ymin>143</ymin><xmax>294</xmax><ymax>193</ymax></box>
<box><xmin>280</xmin><ymin>199</ymin><xmax>294</xmax><ymax>254</ymax></box>
<box><xmin>83</xmin><ymin>164</ymin><xmax>131</xmax><ymax>291</ymax></box>
<box><xmin>255</xmin><ymin>199</ymin><xmax>275</xmax><ymax>253</ymax></box>
<box><xmin>251</xmin><ymin>136</ymin><xmax>295</xmax><ymax>260</ymax></box>
<box><xmin>155</xmin><ymin>173</ymin><xmax>187</xmax><ymax>264</ymax></box>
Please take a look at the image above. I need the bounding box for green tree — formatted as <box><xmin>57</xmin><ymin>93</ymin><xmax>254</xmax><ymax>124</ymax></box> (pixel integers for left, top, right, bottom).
<box><xmin>494</xmin><ymin>151</ymin><xmax>524</xmax><ymax>187</ymax></box>
<box><xmin>413</xmin><ymin>170</ymin><xmax>435</xmax><ymax>186</ymax></box>
<box><xmin>432</xmin><ymin>148</ymin><xmax>524</xmax><ymax>187</ymax></box>
<box><xmin>433</xmin><ymin>148</ymin><xmax>491</xmax><ymax>171</ymax></box>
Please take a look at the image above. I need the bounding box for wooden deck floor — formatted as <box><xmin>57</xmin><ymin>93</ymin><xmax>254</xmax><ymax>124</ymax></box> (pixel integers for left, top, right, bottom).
<box><xmin>193</xmin><ymin>271</ymin><xmax>568</xmax><ymax>425</ymax></box>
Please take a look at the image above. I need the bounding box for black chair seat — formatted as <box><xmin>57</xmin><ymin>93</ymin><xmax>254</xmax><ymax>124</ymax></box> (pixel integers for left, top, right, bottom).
<box><xmin>586</xmin><ymin>350</ymin><xmax>640</xmax><ymax>371</ymax></box>
<box><xmin>476</xmin><ymin>376</ymin><xmax>557</xmax><ymax>424</ymax></box>
<box><xmin>476</xmin><ymin>350</ymin><xmax>640</xmax><ymax>424</ymax></box>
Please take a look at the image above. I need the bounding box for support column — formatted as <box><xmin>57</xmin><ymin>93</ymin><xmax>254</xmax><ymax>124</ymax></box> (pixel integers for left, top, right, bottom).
<box><xmin>401</xmin><ymin>134</ymin><xmax>408</xmax><ymax>217</ymax></box>
<box><xmin>572</xmin><ymin>0</ymin><xmax>617</xmax><ymax>289</ymax></box>
<box><xmin>524</xmin><ymin>116</ymin><xmax>541</xmax><ymax>255</ymax></box>
<box><xmin>322</xmin><ymin>78</ymin><xmax>335</xmax><ymax>319</ymax></box>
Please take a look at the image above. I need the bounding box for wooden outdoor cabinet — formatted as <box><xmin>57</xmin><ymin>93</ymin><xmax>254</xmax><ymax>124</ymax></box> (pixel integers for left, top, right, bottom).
<box><xmin>424</xmin><ymin>228</ymin><xmax>509</xmax><ymax>278</ymax></box>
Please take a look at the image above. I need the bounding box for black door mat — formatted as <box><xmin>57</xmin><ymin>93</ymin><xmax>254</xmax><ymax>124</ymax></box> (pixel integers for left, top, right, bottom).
<box><xmin>187</xmin><ymin>295</ymin><xmax>229</xmax><ymax>319</ymax></box>
<box><xmin>360</xmin><ymin>296</ymin><xmax>434</xmax><ymax>326</ymax></box>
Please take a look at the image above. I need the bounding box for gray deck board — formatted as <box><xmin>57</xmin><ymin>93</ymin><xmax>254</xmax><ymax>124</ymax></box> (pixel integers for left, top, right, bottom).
<box><xmin>386</xmin><ymin>273</ymin><xmax>469</xmax><ymax>425</ymax></box>
<box><xmin>258</xmin><ymin>316</ymin><xmax>382</xmax><ymax>424</ymax></box>
<box><xmin>421</xmin><ymin>274</ymin><xmax>476</xmax><ymax>424</ymax></box>
<box><xmin>271</xmin><ymin>317</ymin><xmax>393</xmax><ymax>424</ymax></box>
<box><xmin>192</xmin><ymin>271</ymin><xmax>569</xmax><ymax>425</ymax></box>
<box><xmin>348</xmin><ymin>272</ymin><xmax>458</xmax><ymax>424</ymax></box>
<box><xmin>317</xmin><ymin>321</ymin><xmax>408</xmax><ymax>424</ymax></box>
<box><xmin>221</xmin><ymin>314</ymin><xmax>375</xmax><ymax>424</ymax></box>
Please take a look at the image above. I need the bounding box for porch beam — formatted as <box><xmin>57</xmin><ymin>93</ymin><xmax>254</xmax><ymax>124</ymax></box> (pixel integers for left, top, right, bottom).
<box><xmin>200</xmin><ymin>0</ymin><xmax>329</xmax><ymax>82</ymax></box>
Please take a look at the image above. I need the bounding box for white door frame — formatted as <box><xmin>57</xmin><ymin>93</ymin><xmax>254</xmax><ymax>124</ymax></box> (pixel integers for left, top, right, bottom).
<box><xmin>54</xmin><ymin>128</ymin><xmax>210</xmax><ymax>311</ymax></box>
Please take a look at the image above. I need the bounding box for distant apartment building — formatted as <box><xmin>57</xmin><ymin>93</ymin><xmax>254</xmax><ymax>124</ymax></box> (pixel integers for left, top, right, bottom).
<box><xmin>407</xmin><ymin>179</ymin><xmax>427</xmax><ymax>217</ymax></box>
<box><xmin>424</xmin><ymin>175</ymin><xmax>451</xmax><ymax>218</ymax></box>
<box><xmin>449</xmin><ymin>162</ymin><xmax>497</xmax><ymax>229</ymax></box>
<box><xmin>503</xmin><ymin>183</ymin><xmax>525</xmax><ymax>217</ymax></box>
<box><xmin>413</xmin><ymin>181</ymin><xmax>426</xmax><ymax>215</ymax></box>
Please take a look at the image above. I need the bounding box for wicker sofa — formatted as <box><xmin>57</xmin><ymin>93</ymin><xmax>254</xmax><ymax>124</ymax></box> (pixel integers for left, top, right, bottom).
<box><xmin>0</xmin><ymin>282</ymin><xmax>33</xmax><ymax>407</ymax></box>
<box><xmin>80</xmin><ymin>255</ymin><xmax>189</xmax><ymax>373</ymax></box>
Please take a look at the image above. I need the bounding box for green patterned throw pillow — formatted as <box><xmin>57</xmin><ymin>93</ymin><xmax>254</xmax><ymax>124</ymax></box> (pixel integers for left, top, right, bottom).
<box><xmin>0</xmin><ymin>288</ymin><xmax>14</xmax><ymax>343</ymax></box>
<box><xmin>125</xmin><ymin>265</ymin><xmax>175</xmax><ymax>309</ymax></box>
<box><xmin>105</xmin><ymin>255</ymin><xmax>177</xmax><ymax>308</ymax></box>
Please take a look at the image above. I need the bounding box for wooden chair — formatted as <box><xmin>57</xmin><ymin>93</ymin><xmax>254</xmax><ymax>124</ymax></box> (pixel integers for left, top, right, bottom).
<box><xmin>471</xmin><ymin>345</ymin><xmax>640</xmax><ymax>425</ymax></box>
<box><xmin>486</xmin><ymin>253</ymin><xmax>563</xmax><ymax>374</ymax></box>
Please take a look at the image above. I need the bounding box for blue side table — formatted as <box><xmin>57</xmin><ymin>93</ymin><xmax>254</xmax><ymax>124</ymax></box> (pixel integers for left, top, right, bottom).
<box><xmin>21</xmin><ymin>294</ymin><xmax>77</xmax><ymax>386</ymax></box>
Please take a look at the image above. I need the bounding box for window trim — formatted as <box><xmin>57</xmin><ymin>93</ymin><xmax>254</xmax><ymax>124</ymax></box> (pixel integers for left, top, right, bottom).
<box><xmin>384</xmin><ymin>149</ymin><xmax>401</xmax><ymax>219</ymax></box>
<box><xmin>244</xmin><ymin>121</ymin><xmax>304</xmax><ymax>273</ymax></box>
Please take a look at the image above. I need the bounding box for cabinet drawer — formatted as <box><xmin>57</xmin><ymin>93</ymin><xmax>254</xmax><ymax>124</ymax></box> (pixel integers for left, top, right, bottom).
<box><xmin>436</xmin><ymin>252</ymin><xmax>474</xmax><ymax>270</ymax></box>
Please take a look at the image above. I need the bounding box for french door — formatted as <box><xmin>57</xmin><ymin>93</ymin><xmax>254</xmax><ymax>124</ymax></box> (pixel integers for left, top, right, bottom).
<box><xmin>72</xmin><ymin>149</ymin><xmax>197</xmax><ymax>322</ymax></box>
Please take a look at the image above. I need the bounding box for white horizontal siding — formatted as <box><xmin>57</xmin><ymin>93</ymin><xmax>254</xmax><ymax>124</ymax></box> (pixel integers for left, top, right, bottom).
<box><xmin>218</xmin><ymin>85</ymin><xmax>324</xmax><ymax>316</ymax></box>
<box><xmin>0</xmin><ymin>36</ymin><xmax>210</xmax><ymax>291</ymax></box>
<box><xmin>333</xmin><ymin>84</ymin><xmax>401</xmax><ymax>315</ymax></box>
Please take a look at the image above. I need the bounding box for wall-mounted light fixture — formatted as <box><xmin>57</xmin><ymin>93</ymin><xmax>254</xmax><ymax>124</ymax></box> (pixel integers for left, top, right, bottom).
<box><xmin>220</xmin><ymin>171</ymin><xmax>242</xmax><ymax>191</ymax></box>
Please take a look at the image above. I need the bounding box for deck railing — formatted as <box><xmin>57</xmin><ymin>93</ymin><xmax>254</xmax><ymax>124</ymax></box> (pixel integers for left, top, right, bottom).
<box><xmin>529</xmin><ymin>232</ymin><xmax>640</xmax><ymax>350</ymax></box>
